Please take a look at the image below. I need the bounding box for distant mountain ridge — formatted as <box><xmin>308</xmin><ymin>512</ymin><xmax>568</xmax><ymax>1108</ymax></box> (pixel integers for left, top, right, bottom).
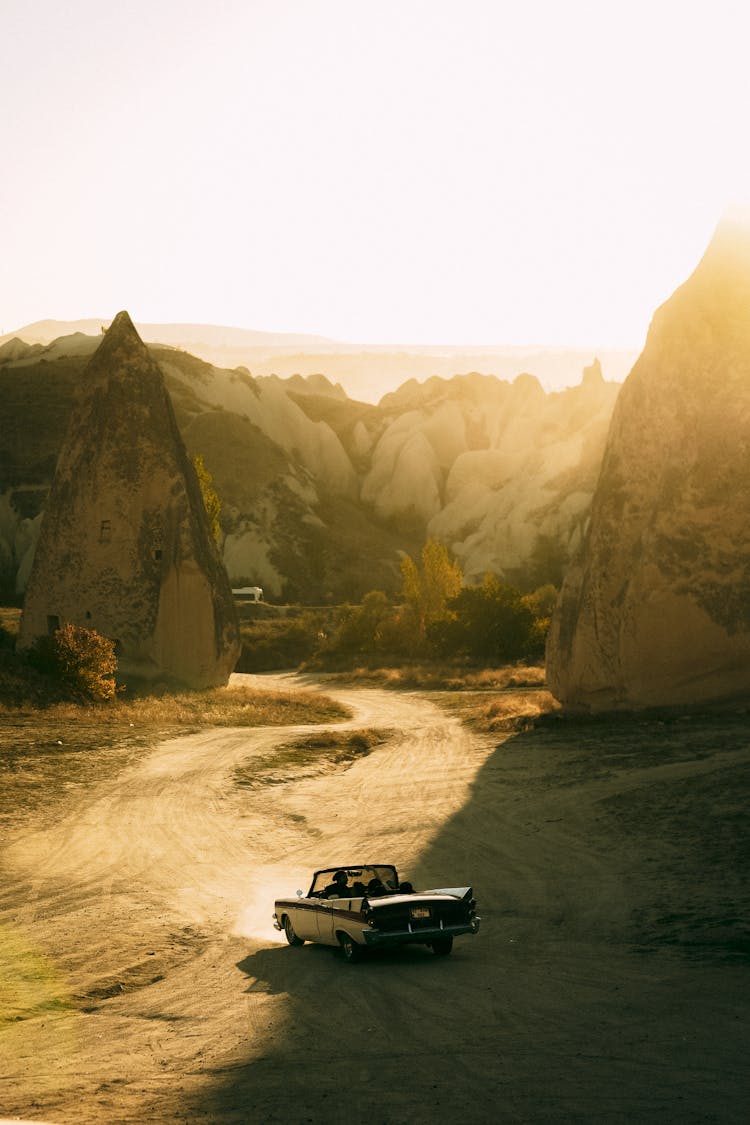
<box><xmin>0</xmin><ymin>318</ymin><xmax>339</xmax><ymax>350</ymax></box>
<box><xmin>0</xmin><ymin>318</ymin><xmax>638</xmax><ymax>402</ymax></box>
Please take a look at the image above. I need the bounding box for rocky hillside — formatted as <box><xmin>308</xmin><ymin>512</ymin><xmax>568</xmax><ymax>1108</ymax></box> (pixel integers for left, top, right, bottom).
<box><xmin>547</xmin><ymin>216</ymin><xmax>750</xmax><ymax>709</ymax></box>
<box><xmin>0</xmin><ymin>331</ymin><xmax>621</xmax><ymax>603</ymax></box>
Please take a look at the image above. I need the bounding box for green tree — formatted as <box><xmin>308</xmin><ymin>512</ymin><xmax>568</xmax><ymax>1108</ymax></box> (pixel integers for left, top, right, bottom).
<box><xmin>431</xmin><ymin>573</ymin><xmax>534</xmax><ymax>661</ymax></box>
<box><xmin>193</xmin><ymin>454</ymin><xmax>221</xmax><ymax>544</ymax></box>
<box><xmin>331</xmin><ymin>590</ymin><xmax>394</xmax><ymax>655</ymax></box>
<box><xmin>522</xmin><ymin>583</ymin><xmax>559</xmax><ymax>656</ymax></box>
<box><xmin>400</xmin><ymin>538</ymin><xmax>463</xmax><ymax>644</ymax></box>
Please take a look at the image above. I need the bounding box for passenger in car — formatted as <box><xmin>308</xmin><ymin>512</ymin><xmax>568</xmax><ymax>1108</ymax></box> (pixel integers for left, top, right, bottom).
<box><xmin>323</xmin><ymin>870</ymin><xmax>351</xmax><ymax>898</ymax></box>
<box><xmin>366</xmin><ymin>877</ymin><xmax>386</xmax><ymax>897</ymax></box>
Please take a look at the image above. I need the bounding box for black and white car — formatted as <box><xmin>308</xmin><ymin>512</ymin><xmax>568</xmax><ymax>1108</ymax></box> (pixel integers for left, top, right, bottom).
<box><xmin>273</xmin><ymin>864</ymin><xmax>480</xmax><ymax>962</ymax></box>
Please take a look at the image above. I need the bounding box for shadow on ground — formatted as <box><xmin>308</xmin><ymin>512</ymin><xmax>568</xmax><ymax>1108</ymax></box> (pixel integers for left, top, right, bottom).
<box><xmin>181</xmin><ymin>713</ymin><xmax>750</xmax><ymax>1124</ymax></box>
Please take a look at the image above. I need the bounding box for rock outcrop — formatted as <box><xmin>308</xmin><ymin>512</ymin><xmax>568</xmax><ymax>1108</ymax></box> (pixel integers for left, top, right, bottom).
<box><xmin>18</xmin><ymin>312</ymin><xmax>239</xmax><ymax>688</ymax></box>
<box><xmin>1</xmin><ymin>325</ymin><xmax>621</xmax><ymax>603</ymax></box>
<box><xmin>547</xmin><ymin>216</ymin><xmax>750</xmax><ymax>709</ymax></box>
<box><xmin>366</xmin><ymin>369</ymin><xmax>619</xmax><ymax>583</ymax></box>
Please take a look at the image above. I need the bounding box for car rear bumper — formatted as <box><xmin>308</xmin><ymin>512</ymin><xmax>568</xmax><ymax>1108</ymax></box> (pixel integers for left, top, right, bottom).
<box><xmin>363</xmin><ymin>916</ymin><xmax>481</xmax><ymax>947</ymax></box>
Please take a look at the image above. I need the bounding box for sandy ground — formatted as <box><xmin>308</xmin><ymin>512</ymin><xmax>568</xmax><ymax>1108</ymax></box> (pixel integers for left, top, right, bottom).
<box><xmin>1</xmin><ymin>674</ymin><xmax>749</xmax><ymax>1124</ymax></box>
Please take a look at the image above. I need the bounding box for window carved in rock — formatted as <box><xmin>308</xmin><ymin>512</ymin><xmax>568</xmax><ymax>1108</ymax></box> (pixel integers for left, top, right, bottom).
<box><xmin>152</xmin><ymin>518</ymin><xmax>164</xmax><ymax>562</ymax></box>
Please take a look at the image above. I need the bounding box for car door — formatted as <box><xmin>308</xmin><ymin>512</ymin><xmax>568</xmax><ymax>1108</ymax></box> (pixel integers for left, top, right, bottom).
<box><xmin>315</xmin><ymin>895</ymin><xmax>363</xmax><ymax>945</ymax></box>
<box><xmin>312</xmin><ymin>897</ymin><xmax>336</xmax><ymax>944</ymax></box>
<box><xmin>288</xmin><ymin>896</ymin><xmax>323</xmax><ymax>941</ymax></box>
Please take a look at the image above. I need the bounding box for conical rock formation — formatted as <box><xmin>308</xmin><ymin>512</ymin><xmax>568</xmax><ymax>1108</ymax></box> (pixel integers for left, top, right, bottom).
<box><xmin>19</xmin><ymin>311</ymin><xmax>240</xmax><ymax>688</ymax></box>
<box><xmin>547</xmin><ymin>216</ymin><xmax>750</xmax><ymax>709</ymax></box>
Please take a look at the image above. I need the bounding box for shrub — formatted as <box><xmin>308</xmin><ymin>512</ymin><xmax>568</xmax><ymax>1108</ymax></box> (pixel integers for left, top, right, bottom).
<box><xmin>29</xmin><ymin>624</ymin><xmax>118</xmax><ymax>701</ymax></box>
<box><xmin>329</xmin><ymin>591</ymin><xmax>393</xmax><ymax>654</ymax></box>
<box><xmin>236</xmin><ymin>613</ymin><xmax>325</xmax><ymax>672</ymax></box>
<box><xmin>315</xmin><ymin>594</ymin><xmax>422</xmax><ymax>666</ymax></box>
<box><xmin>430</xmin><ymin>575</ymin><xmax>535</xmax><ymax>661</ymax></box>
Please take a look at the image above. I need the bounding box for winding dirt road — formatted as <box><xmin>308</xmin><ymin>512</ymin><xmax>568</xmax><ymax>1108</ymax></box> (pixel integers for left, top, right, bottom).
<box><xmin>1</xmin><ymin>675</ymin><xmax>749</xmax><ymax>1124</ymax></box>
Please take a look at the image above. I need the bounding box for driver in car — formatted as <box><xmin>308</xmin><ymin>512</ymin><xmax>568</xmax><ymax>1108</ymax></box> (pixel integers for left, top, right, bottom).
<box><xmin>323</xmin><ymin>870</ymin><xmax>351</xmax><ymax>898</ymax></box>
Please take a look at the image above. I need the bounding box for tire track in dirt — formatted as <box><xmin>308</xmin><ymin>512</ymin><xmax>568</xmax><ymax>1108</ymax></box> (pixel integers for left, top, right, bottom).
<box><xmin>5</xmin><ymin>679</ymin><xmax>748</xmax><ymax>1124</ymax></box>
<box><xmin>0</xmin><ymin>675</ymin><xmax>495</xmax><ymax>1124</ymax></box>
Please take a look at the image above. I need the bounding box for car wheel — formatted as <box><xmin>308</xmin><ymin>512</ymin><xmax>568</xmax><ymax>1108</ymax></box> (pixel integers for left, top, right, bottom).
<box><xmin>284</xmin><ymin>916</ymin><xmax>304</xmax><ymax>946</ymax></box>
<box><xmin>339</xmin><ymin>934</ymin><xmax>361</xmax><ymax>963</ymax></box>
<box><xmin>431</xmin><ymin>935</ymin><xmax>453</xmax><ymax>956</ymax></box>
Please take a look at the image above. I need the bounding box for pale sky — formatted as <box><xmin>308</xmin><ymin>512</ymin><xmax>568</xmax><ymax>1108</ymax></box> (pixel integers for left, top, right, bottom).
<box><xmin>2</xmin><ymin>0</ymin><xmax>750</xmax><ymax>346</ymax></box>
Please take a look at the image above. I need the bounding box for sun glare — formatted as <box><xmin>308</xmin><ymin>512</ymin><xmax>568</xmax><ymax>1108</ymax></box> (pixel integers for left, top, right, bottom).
<box><xmin>3</xmin><ymin>2</ymin><xmax>750</xmax><ymax>350</ymax></box>
<box><xmin>234</xmin><ymin>866</ymin><xmax>298</xmax><ymax>944</ymax></box>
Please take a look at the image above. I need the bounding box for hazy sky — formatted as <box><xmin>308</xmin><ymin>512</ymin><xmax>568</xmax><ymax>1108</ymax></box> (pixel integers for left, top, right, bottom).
<box><xmin>3</xmin><ymin>0</ymin><xmax>750</xmax><ymax>345</ymax></box>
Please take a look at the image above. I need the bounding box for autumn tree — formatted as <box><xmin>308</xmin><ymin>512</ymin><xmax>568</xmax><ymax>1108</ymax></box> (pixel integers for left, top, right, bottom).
<box><xmin>29</xmin><ymin>623</ymin><xmax>118</xmax><ymax>701</ymax></box>
<box><xmin>193</xmin><ymin>453</ymin><xmax>222</xmax><ymax>544</ymax></box>
<box><xmin>400</xmin><ymin>538</ymin><xmax>463</xmax><ymax>644</ymax></box>
<box><xmin>522</xmin><ymin>583</ymin><xmax>558</xmax><ymax>655</ymax></box>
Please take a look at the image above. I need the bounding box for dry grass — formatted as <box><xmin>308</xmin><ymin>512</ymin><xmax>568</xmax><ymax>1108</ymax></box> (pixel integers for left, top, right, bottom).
<box><xmin>0</xmin><ymin>684</ymin><xmax>348</xmax><ymax>732</ymax></box>
<box><xmin>108</xmin><ymin>684</ymin><xmax>348</xmax><ymax>728</ymax></box>
<box><xmin>437</xmin><ymin>688</ymin><xmax>560</xmax><ymax>732</ymax></box>
<box><xmin>234</xmin><ymin>728</ymin><xmax>391</xmax><ymax>789</ymax></box>
<box><xmin>321</xmin><ymin>662</ymin><xmax>547</xmax><ymax>692</ymax></box>
<box><xmin>0</xmin><ymin>685</ymin><xmax>350</xmax><ymax>832</ymax></box>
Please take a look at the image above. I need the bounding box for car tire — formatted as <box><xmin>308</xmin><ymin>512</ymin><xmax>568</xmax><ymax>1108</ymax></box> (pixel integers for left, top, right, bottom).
<box><xmin>339</xmin><ymin>934</ymin><xmax>361</xmax><ymax>963</ymax></box>
<box><xmin>431</xmin><ymin>935</ymin><xmax>453</xmax><ymax>956</ymax></box>
<box><xmin>284</xmin><ymin>916</ymin><xmax>304</xmax><ymax>946</ymax></box>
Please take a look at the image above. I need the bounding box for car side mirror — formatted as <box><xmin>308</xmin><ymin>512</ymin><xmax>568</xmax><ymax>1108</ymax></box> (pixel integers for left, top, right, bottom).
<box><xmin>296</xmin><ymin>889</ymin><xmax>303</xmax><ymax>898</ymax></box>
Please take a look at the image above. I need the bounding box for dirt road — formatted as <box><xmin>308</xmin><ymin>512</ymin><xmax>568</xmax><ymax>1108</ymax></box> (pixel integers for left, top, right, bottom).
<box><xmin>1</xmin><ymin>675</ymin><xmax>749</xmax><ymax>1123</ymax></box>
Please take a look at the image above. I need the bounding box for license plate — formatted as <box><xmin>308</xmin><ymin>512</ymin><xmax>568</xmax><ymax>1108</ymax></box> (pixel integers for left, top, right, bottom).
<box><xmin>411</xmin><ymin>906</ymin><xmax>430</xmax><ymax>919</ymax></box>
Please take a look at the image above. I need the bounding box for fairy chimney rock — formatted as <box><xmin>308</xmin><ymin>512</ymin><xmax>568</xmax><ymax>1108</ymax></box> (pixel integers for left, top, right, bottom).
<box><xmin>581</xmin><ymin>357</ymin><xmax>604</xmax><ymax>386</ymax></box>
<box><xmin>546</xmin><ymin>215</ymin><xmax>750</xmax><ymax>709</ymax></box>
<box><xmin>19</xmin><ymin>310</ymin><xmax>240</xmax><ymax>688</ymax></box>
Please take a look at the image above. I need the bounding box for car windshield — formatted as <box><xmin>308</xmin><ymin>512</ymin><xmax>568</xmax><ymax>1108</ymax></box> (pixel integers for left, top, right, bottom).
<box><xmin>309</xmin><ymin>865</ymin><xmax>398</xmax><ymax>897</ymax></box>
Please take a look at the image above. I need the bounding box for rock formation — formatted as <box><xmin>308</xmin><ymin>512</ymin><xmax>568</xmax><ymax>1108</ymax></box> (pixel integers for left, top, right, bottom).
<box><xmin>18</xmin><ymin>312</ymin><xmax>239</xmax><ymax>688</ymax></box>
<box><xmin>547</xmin><ymin>215</ymin><xmax>750</xmax><ymax>709</ymax></box>
<box><xmin>1</xmin><ymin>324</ymin><xmax>621</xmax><ymax>602</ymax></box>
<box><xmin>366</xmin><ymin>368</ymin><xmax>619</xmax><ymax>584</ymax></box>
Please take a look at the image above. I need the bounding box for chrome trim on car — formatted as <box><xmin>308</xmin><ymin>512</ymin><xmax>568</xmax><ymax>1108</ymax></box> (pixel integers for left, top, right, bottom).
<box><xmin>363</xmin><ymin>919</ymin><xmax>480</xmax><ymax>947</ymax></box>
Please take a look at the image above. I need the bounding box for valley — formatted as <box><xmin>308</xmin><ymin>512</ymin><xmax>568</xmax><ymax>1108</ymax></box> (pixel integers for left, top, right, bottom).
<box><xmin>1</xmin><ymin>676</ymin><xmax>747</xmax><ymax>1123</ymax></box>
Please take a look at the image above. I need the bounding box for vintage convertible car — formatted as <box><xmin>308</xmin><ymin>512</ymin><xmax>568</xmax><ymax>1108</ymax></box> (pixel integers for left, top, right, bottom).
<box><xmin>272</xmin><ymin>863</ymin><xmax>480</xmax><ymax>962</ymax></box>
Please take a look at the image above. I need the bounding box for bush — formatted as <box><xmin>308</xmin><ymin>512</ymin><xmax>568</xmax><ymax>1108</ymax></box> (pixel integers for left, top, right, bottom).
<box><xmin>29</xmin><ymin>624</ymin><xmax>118</xmax><ymax>701</ymax></box>
<box><xmin>521</xmin><ymin>583</ymin><xmax>559</xmax><ymax>656</ymax></box>
<box><xmin>328</xmin><ymin>591</ymin><xmax>393</xmax><ymax>654</ymax></box>
<box><xmin>236</xmin><ymin>614</ymin><xmax>325</xmax><ymax>672</ymax></box>
<box><xmin>430</xmin><ymin>575</ymin><xmax>535</xmax><ymax>661</ymax></box>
